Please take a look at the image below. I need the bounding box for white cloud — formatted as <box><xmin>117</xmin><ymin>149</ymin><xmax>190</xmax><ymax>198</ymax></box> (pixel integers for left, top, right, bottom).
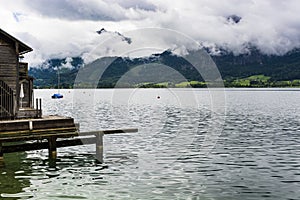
<box><xmin>60</xmin><ymin>57</ymin><xmax>74</xmax><ymax>69</ymax></box>
<box><xmin>1</xmin><ymin>0</ymin><xmax>300</xmax><ymax>66</ymax></box>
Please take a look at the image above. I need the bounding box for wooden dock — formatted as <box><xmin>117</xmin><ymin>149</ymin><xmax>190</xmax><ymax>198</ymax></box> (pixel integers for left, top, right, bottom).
<box><xmin>0</xmin><ymin>29</ymin><xmax>138</xmax><ymax>165</ymax></box>
<box><xmin>0</xmin><ymin>116</ymin><xmax>138</xmax><ymax>163</ymax></box>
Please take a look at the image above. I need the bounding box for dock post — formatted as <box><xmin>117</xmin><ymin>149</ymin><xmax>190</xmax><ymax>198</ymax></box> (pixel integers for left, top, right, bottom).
<box><xmin>39</xmin><ymin>98</ymin><xmax>42</xmax><ymax>117</ymax></box>
<box><xmin>36</xmin><ymin>98</ymin><xmax>38</xmax><ymax>118</ymax></box>
<box><xmin>0</xmin><ymin>142</ymin><xmax>3</xmax><ymax>161</ymax></box>
<box><xmin>95</xmin><ymin>132</ymin><xmax>104</xmax><ymax>163</ymax></box>
<box><xmin>48</xmin><ymin>137</ymin><xmax>57</xmax><ymax>159</ymax></box>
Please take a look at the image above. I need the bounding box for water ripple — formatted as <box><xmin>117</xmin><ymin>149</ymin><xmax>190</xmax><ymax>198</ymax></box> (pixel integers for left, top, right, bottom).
<box><xmin>0</xmin><ymin>89</ymin><xmax>300</xmax><ymax>200</ymax></box>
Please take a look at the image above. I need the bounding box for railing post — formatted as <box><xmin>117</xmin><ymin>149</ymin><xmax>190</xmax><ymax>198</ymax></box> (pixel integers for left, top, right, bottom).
<box><xmin>95</xmin><ymin>132</ymin><xmax>104</xmax><ymax>163</ymax></box>
<box><xmin>36</xmin><ymin>98</ymin><xmax>39</xmax><ymax>118</ymax></box>
<box><xmin>39</xmin><ymin>98</ymin><xmax>42</xmax><ymax>117</ymax></box>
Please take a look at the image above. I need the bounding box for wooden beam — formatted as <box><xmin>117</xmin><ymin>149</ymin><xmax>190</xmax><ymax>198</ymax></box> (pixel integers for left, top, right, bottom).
<box><xmin>79</xmin><ymin>128</ymin><xmax>138</xmax><ymax>136</ymax></box>
<box><xmin>15</xmin><ymin>42</ymin><xmax>19</xmax><ymax>54</ymax></box>
<box><xmin>0</xmin><ymin>128</ymin><xmax>137</xmax><ymax>142</ymax></box>
<box><xmin>2</xmin><ymin>137</ymin><xmax>96</xmax><ymax>153</ymax></box>
<box><xmin>0</xmin><ymin>128</ymin><xmax>137</xmax><ymax>143</ymax></box>
<box><xmin>0</xmin><ymin>127</ymin><xmax>78</xmax><ymax>137</ymax></box>
<box><xmin>0</xmin><ymin>132</ymin><xmax>78</xmax><ymax>142</ymax></box>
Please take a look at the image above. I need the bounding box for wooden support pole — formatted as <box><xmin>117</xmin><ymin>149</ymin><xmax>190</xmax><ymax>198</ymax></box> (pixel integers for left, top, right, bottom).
<box><xmin>0</xmin><ymin>142</ymin><xmax>3</xmax><ymax>160</ymax></box>
<box><xmin>95</xmin><ymin>132</ymin><xmax>104</xmax><ymax>163</ymax></box>
<box><xmin>79</xmin><ymin>128</ymin><xmax>138</xmax><ymax>136</ymax></box>
<box><xmin>48</xmin><ymin>136</ymin><xmax>57</xmax><ymax>159</ymax></box>
<box><xmin>36</xmin><ymin>98</ymin><xmax>38</xmax><ymax>117</ymax></box>
<box><xmin>39</xmin><ymin>98</ymin><xmax>42</xmax><ymax>117</ymax></box>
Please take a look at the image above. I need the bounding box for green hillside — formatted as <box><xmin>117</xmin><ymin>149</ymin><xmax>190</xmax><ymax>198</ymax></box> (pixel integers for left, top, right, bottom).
<box><xmin>29</xmin><ymin>49</ymin><xmax>300</xmax><ymax>88</ymax></box>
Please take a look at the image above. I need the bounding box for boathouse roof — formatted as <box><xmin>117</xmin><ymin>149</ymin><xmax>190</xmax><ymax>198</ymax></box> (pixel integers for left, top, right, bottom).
<box><xmin>0</xmin><ymin>28</ymin><xmax>32</xmax><ymax>55</ymax></box>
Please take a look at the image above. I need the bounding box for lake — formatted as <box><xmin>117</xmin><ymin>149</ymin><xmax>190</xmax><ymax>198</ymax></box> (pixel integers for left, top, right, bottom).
<box><xmin>0</xmin><ymin>88</ymin><xmax>300</xmax><ymax>200</ymax></box>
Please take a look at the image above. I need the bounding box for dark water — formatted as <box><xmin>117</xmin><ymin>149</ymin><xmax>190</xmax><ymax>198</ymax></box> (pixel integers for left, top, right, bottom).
<box><xmin>0</xmin><ymin>88</ymin><xmax>299</xmax><ymax>200</ymax></box>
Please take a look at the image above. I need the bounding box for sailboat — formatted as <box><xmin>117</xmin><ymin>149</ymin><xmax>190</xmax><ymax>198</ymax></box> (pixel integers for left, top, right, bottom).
<box><xmin>51</xmin><ymin>67</ymin><xmax>63</xmax><ymax>99</ymax></box>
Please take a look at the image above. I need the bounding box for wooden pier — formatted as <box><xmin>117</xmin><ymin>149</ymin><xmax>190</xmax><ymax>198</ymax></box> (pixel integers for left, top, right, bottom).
<box><xmin>0</xmin><ymin>116</ymin><xmax>138</xmax><ymax>163</ymax></box>
<box><xmin>0</xmin><ymin>29</ymin><xmax>138</xmax><ymax>165</ymax></box>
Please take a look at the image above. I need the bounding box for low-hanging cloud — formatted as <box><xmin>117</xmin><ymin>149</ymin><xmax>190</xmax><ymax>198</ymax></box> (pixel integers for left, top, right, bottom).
<box><xmin>1</xmin><ymin>0</ymin><xmax>300</xmax><ymax>66</ymax></box>
<box><xmin>25</xmin><ymin>0</ymin><xmax>130</xmax><ymax>21</ymax></box>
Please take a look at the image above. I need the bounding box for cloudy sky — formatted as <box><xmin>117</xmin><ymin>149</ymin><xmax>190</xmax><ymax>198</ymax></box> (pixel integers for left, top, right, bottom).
<box><xmin>1</xmin><ymin>0</ymin><xmax>300</xmax><ymax>65</ymax></box>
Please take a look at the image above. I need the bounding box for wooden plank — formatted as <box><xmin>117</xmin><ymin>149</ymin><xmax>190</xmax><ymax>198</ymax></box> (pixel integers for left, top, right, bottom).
<box><xmin>19</xmin><ymin>62</ymin><xmax>28</xmax><ymax>77</ymax></box>
<box><xmin>0</xmin><ymin>71</ymin><xmax>17</xmax><ymax>76</ymax></box>
<box><xmin>0</xmin><ymin>125</ymin><xmax>77</xmax><ymax>134</ymax></box>
<box><xmin>0</xmin><ymin>75</ymin><xmax>17</xmax><ymax>79</ymax></box>
<box><xmin>32</xmin><ymin>118</ymin><xmax>76</xmax><ymax>130</ymax></box>
<box><xmin>79</xmin><ymin>128</ymin><xmax>138</xmax><ymax>136</ymax></box>
<box><xmin>0</xmin><ymin>117</ymin><xmax>76</xmax><ymax>131</ymax></box>
<box><xmin>0</xmin><ymin>131</ymin><xmax>78</xmax><ymax>142</ymax></box>
<box><xmin>0</xmin><ymin>45</ymin><xmax>17</xmax><ymax>64</ymax></box>
<box><xmin>0</xmin><ymin>128</ymin><xmax>137</xmax><ymax>142</ymax></box>
<box><xmin>0</xmin><ymin>39</ymin><xmax>8</xmax><ymax>45</ymax></box>
<box><xmin>2</xmin><ymin>137</ymin><xmax>96</xmax><ymax>153</ymax></box>
<box><xmin>0</xmin><ymin>128</ymin><xmax>138</xmax><ymax>141</ymax></box>
<box><xmin>0</xmin><ymin>74</ymin><xmax>17</xmax><ymax>92</ymax></box>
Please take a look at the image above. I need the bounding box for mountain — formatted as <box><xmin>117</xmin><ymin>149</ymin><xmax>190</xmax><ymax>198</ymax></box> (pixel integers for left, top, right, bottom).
<box><xmin>29</xmin><ymin>48</ymin><xmax>300</xmax><ymax>88</ymax></box>
<box><xmin>29</xmin><ymin>57</ymin><xmax>84</xmax><ymax>88</ymax></box>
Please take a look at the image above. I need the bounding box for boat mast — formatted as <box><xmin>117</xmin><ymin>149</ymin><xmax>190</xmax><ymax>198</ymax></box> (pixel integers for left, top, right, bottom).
<box><xmin>57</xmin><ymin>67</ymin><xmax>60</xmax><ymax>93</ymax></box>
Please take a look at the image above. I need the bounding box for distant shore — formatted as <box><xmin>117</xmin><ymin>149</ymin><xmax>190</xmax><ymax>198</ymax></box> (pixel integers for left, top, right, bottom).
<box><xmin>33</xmin><ymin>74</ymin><xmax>300</xmax><ymax>89</ymax></box>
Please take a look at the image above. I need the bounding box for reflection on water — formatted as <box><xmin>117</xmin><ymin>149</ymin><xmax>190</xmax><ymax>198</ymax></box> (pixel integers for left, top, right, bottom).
<box><xmin>0</xmin><ymin>88</ymin><xmax>299</xmax><ymax>200</ymax></box>
<box><xmin>0</xmin><ymin>152</ymin><xmax>31</xmax><ymax>198</ymax></box>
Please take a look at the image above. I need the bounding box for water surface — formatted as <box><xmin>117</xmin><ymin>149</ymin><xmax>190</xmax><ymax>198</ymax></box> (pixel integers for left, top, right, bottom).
<box><xmin>0</xmin><ymin>88</ymin><xmax>299</xmax><ymax>200</ymax></box>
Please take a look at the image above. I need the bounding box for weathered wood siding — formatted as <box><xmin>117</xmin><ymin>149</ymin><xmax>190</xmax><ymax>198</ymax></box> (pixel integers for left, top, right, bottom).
<box><xmin>0</xmin><ymin>30</ymin><xmax>35</xmax><ymax>119</ymax></box>
<box><xmin>19</xmin><ymin>62</ymin><xmax>28</xmax><ymax>77</ymax></box>
<box><xmin>0</xmin><ymin>42</ymin><xmax>17</xmax><ymax>93</ymax></box>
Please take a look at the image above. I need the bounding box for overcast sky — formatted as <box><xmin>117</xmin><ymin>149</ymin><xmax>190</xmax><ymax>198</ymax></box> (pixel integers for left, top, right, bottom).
<box><xmin>1</xmin><ymin>0</ymin><xmax>300</xmax><ymax>65</ymax></box>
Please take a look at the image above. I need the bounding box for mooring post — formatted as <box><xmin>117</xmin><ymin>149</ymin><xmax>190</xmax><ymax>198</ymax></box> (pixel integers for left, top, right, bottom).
<box><xmin>39</xmin><ymin>98</ymin><xmax>42</xmax><ymax>117</ymax></box>
<box><xmin>48</xmin><ymin>136</ymin><xmax>57</xmax><ymax>159</ymax></box>
<box><xmin>0</xmin><ymin>142</ymin><xmax>3</xmax><ymax>160</ymax></box>
<box><xmin>95</xmin><ymin>132</ymin><xmax>104</xmax><ymax>163</ymax></box>
<box><xmin>36</xmin><ymin>98</ymin><xmax>39</xmax><ymax>118</ymax></box>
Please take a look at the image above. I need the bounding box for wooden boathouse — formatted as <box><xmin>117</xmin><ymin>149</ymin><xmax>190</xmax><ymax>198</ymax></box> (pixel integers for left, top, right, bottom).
<box><xmin>0</xmin><ymin>29</ymin><xmax>137</xmax><ymax>163</ymax></box>
<box><xmin>0</xmin><ymin>28</ymin><xmax>40</xmax><ymax>119</ymax></box>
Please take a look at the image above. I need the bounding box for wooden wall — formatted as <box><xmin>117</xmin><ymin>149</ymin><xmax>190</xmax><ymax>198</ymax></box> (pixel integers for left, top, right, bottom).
<box><xmin>0</xmin><ymin>39</ymin><xmax>18</xmax><ymax>117</ymax></box>
<box><xmin>0</xmin><ymin>34</ymin><xmax>35</xmax><ymax>119</ymax></box>
<box><xmin>0</xmin><ymin>42</ymin><xmax>17</xmax><ymax>93</ymax></box>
